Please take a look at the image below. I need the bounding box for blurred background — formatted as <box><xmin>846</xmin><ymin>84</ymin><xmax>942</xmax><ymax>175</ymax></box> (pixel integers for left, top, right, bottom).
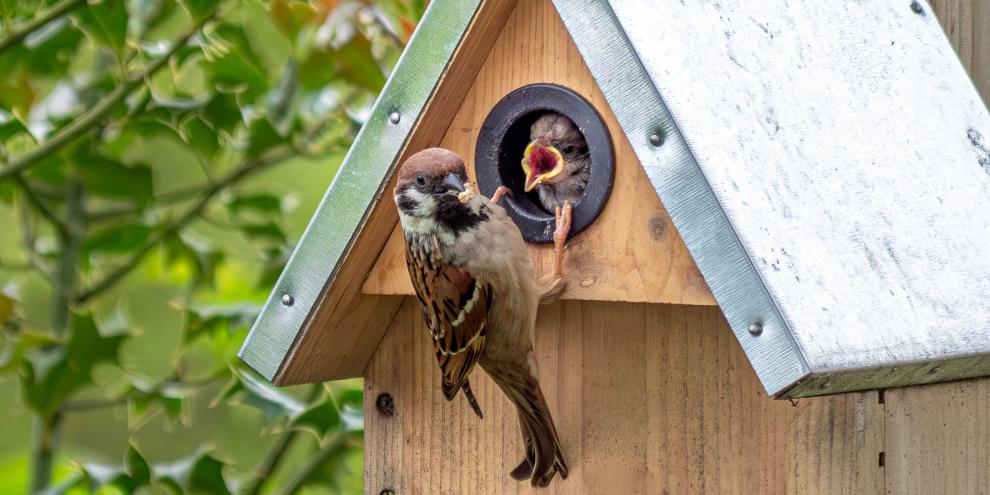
<box><xmin>0</xmin><ymin>1</ymin><xmax>424</xmax><ymax>493</ymax></box>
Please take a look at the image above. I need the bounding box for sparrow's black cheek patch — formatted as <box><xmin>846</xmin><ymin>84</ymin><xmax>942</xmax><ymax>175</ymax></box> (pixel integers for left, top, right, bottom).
<box><xmin>433</xmin><ymin>198</ymin><xmax>489</xmax><ymax>234</ymax></box>
<box><xmin>397</xmin><ymin>194</ymin><xmax>419</xmax><ymax>212</ymax></box>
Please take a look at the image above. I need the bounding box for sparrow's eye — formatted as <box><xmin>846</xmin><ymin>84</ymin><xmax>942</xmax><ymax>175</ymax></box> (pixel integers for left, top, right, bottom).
<box><xmin>415</xmin><ymin>173</ymin><xmax>426</xmax><ymax>186</ymax></box>
<box><xmin>560</xmin><ymin>144</ymin><xmax>575</xmax><ymax>154</ymax></box>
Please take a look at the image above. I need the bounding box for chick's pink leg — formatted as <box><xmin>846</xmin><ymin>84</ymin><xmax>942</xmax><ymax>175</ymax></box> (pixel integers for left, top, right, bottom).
<box><xmin>553</xmin><ymin>201</ymin><xmax>572</xmax><ymax>277</ymax></box>
<box><xmin>490</xmin><ymin>186</ymin><xmax>511</xmax><ymax>204</ymax></box>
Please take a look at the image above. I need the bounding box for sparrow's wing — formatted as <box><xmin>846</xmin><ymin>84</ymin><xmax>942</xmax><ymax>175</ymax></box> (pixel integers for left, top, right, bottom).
<box><xmin>405</xmin><ymin>236</ymin><xmax>492</xmax><ymax>399</ymax></box>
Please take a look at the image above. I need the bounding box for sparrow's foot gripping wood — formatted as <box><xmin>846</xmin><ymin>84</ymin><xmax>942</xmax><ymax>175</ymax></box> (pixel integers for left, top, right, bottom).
<box><xmin>490</xmin><ymin>185</ymin><xmax>511</xmax><ymax>204</ymax></box>
<box><xmin>538</xmin><ymin>273</ymin><xmax>566</xmax><ymax>305</ymax></box>
<box><xmin>553</xmin><ymin>201</ymin><xmax>573</xmax><ymax>278</ymax></box>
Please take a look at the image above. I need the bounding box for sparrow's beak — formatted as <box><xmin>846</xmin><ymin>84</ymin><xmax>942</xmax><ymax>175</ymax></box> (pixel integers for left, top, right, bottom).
<box><xmin>443</xmin><ymin>172</ymin><xmax>466</xmax><ymax>193</ymax></box>
<box><xmin>522</xmin><ymin>142</ymin><xmax>564</xmax><ymax>192</ymax></box>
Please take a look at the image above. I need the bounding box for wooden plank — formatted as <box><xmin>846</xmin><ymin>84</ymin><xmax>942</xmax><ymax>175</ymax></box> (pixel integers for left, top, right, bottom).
<box><xmin>365</xmin><ymin>299</ymin><xmax>885</xmax><ymax>494</ymax></box>
<box><xmin>273</xmin><ymin>0</ymin><xmax>521</xmax><ymax>385</ymax></box>
<box><xmin>885</xmin><ymin>381</ymin><xmax>990</xmax><ymax>494</ymax></box>
<box><xmin>932</xmin><ymin>0</ymin><xmax>990</xmax><ymax>103</ymax></box>
<box><xmin>361</xmin><ymin>0</ymin><xmax>715</xmax><ymax>307</ymax></box>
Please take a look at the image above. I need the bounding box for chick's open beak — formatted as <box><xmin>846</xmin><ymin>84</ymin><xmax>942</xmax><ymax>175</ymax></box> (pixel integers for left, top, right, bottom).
<box><xmin>522</xmin><ymin>143</ymin><xmax>564</xmax><ymax>192</ymax></box>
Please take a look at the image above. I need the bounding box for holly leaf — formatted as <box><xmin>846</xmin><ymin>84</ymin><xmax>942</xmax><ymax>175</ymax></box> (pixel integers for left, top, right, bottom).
<box><xmin>74</xmin><ymin>0</ymin><xmax>129</xmax><ymax>56</ymax></box>
<box><xmin>156</xmin><ymin>450</ymin><xmax>231</xmax><ymax>495</ymax></box>
<box><xmin>126</xmin><ymin>443</ymin><xmax>151</xmax><ymax>485</ymax></box>
<box><xmin>332</xmin><ymin>33</ymin><xmax>385</xmax><ymax>93</ymax></box>
<box><xmin>0</xmin><ymin>109</ymin><xmax>29</xmax><ymax>143</ymax></box>
<box><xmin>181</xmin><ymin>0</ymin><xmax>222</xmax><ymax>19</ymax></box>
<box><xmin>213</xmin><ymin>366</ymin><xmax>305</xmax><ymax>422</ymax></box>
<box><xmin>182</xmin><ymin>115</ymin><xmax>220</xmax><ymax>158</ymax></box>
<box><xmin>21</xmin><ymin>313</ymin><xmax>125</xmax><ymax>417</ymax></box>
<box><xmin>74</xmin><ymin>152</ymin><xmax>153</xmax><ymax>204</ymax></box>
<box><xmin>84</xmin><ymin>224</ymin><xmax>153</xmax><ymax>256</ymax></box>
<box><xmin>226</xmin><ymin>193</ymin><xmax>282</xmax><ymax>215</ymax></box>
<box><xmin>287</xmin><ymin>392</ymin><xmax>341</xmax><ymax>438</ymax></box>
<box><xmin>182</xmin><ymin>304</ymin><xmax>260</xmax><ymax>344</ymax></box>
<box><xmin>246</xmin><ymin>117</ymin><xmax>282</xmax><ymax>158</ymax></box>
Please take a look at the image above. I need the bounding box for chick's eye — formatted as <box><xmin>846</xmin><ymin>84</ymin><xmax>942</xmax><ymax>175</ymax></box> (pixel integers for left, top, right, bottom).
<box><xmin>560</xmin><ymin>144</ymin><xmax>575</xmax><ymax>154</ymax></box>
<box><xmin>415</xmin><ymin>173</ymin><xmax>426</xmax><ymax>186</ymax></box>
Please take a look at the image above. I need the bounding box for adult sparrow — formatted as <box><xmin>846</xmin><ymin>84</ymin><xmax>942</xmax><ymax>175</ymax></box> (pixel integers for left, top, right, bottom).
<box><xmin>394</xmin><ymin>148</ymin><xmax>568</xmax><ymax>487</ymax></box>
<box><xmin>521</xmin><ymin>112</ymin><xmax>590</xmax><ymax>276</ymax></box>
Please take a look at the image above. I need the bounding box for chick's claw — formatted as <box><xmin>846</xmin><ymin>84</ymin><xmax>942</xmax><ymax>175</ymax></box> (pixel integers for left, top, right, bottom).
<box><xmin>490</xmin><ymin>186</ymin><xmax>511</xmax><ymax>204</ymax></box>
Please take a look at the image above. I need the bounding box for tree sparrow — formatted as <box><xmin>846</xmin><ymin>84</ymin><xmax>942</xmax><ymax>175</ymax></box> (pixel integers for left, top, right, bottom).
<box><xmin>521</xmin><ymin>112</ymin><xmax>590</xmax><ymax>276</ymax></box>
<box><xmin>394</xmin><ymin>148</ymin><xmax>568</xmax><ymax>487</ymax></box>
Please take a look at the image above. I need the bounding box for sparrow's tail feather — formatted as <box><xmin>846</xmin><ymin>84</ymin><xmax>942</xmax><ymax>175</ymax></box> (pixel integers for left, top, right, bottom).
<box><xmin>487</xmin><ymin>366</ymin><xmax>568</xmax><ymax>487</ymax></box>
<box><xmin>461</xmin><ymin>380</ymin><xmax>484</xmax><ymax>419</ymax></box>
<box><xmin>442</xmin><ymin>378</ymin><xmax>484</xmax><ymax>419</ymax></box>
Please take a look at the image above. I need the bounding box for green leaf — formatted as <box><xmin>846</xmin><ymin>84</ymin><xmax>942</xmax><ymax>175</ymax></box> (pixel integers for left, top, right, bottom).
<box><xmin>84</xmin><ymin>224</ymin><xmax>153</xmax><ymax>255</ymax></box>
<box><xmin>21</xmin><ymin>313</ymin><xmax>125</xmax><ymax>417</ymax></box>
<box><xmin>126</xmin><ymin>443</ymin><xmax>151</xmax><ymax>485</ymax></box>
<box><xmin>271</xmin><ymin>0</ymin><xmax>316</xmax><ymax>43</ymax></box>
<box><xmin>0</xmin><ymin>291</ymin><xmax>13</xmax><ymax>323</ymax></box>
<box><xmin>332</xmin><ymin>33</ymin><xmax>386</xmax><ymax>93</ymax></box>
<box><xmin>298</xmin><ymin>46</ymin><xmax>336</xmax><ymax>90</ymax></box>
<box><xmin>203</xmin><ymin>45</ymin><xmax>269</xmax><ymax>101</ymax></box>
<box><xmin>0</xmin><ymin>330</ymin><xmax>57</xmax><ymax>374</ymax></box>
<box><xmin>216</xmin><ymin>366</ymin><xmax>304</xmax><ymax>422</ymax></box>
<box><xmin>246</xmin><ymin>117</ymin><xmax>282</xmax><ymax>158</ymax></box>
<box><xmin>288</xmin><ymin>393</ymin><xmax>341</xmax><ymax>438</ymax></box>
<box><xmin>181</xmin><ymin>0</ymin><xmax>222</xmax><ymax>19</ymax></box>
<box><xmin>74</xmin><ymin>152</ymin><xmax>153</xmax><ymax>203</ymax></box>
<box><xmin>240</xmin><ymin>222</ymin><xmax>286</xmax><ymax>243</ymax></box>
<box><xmin>182</xmin><ymin>303</ymin><xmax>260</xmax><ymax>344</ymax></box>
<box><xmin>226</xmin><ymin>193</ymin><xmax>282</xmax><ymax>215</ymax></box>
<box><xmin>74</xmin><ymin>0</ymin><xmax>129</xmax><ymax>56</ymax></box>
<box><xmin>156</xmin><ymin>450</ymin><xmax>231</xmax><ymax>495</ymax></box>
<box><xmin>20</xmin><ymin>17</ymin><xmax>85</xmax><ymax>76</ymax></box>
<box><xmin>0</xmin><ymin>108</ymin><xmax>30</xmax><ymax>143</ymax></box>
<box><xmin>201</xmin><ymin>91</ymin><xmax>242</xmax><ymax>133</ymax></box>
<box><xmin>182</xmin><ymin>115</ymin><xmax>220</xmax><ymax>158</ymax></box>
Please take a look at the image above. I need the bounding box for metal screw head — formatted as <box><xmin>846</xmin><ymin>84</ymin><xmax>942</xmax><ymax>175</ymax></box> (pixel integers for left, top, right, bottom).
<box><xmin>748</xmin><ymin>322</ymin><xmax>763</xmax><ymax>336</ymax></box>
<box><xmin>388</xmin><ymin>111</ymin><xmax>401</xmax><ymax>124</ymax></box>
<box><xmin>649</xmin><ymin>133</ymin><xmax>664</xmax><ymax>146</ymax></box>
<box><xmin>281</xmin><ymin>294</ymin><xmax>294</xmax><ymax>307</ymax></box>
<box><xmin>910</xmin><ymin>1</ymin><xmax>923</xmax><ymax>14</ymax></box>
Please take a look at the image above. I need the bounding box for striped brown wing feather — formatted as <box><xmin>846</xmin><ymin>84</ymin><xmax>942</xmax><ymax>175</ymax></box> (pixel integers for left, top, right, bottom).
<box><xmin>405</xmin><ymin>236</ymin><xmax>492</xmax><ymax>398</ymax></box>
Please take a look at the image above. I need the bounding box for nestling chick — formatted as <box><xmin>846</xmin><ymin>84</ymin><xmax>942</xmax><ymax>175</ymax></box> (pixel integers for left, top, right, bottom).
<box><xmin>394</xmin><ymin>148</ymin><xmax>568</xmax><ymax>487</ymax></box>
<box><xmin>522</xmin><ymin>112</ymin><xmax>590</xmax><ymax>276</ymax></box>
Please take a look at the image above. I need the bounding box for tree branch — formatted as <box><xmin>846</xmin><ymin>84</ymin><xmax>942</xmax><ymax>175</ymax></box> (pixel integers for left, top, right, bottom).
<box><xmin>278</xmin><ymin>431</ymin><xmax>350</xmax><ymax>495</ymax></box>
<box><xmin>0</xmin><ymin>11</ymin><xmax>216</xmax><ymax>182</ymax></box>
<box><xmin>14</xmin><ymin>176</ymin><xmax>68</xmax><ymax>239</ymax></box>
<box><xmin>242</xmin><ymin>385</ymin><xmax>322</xmax><ymax>495</ymax></box>
<box><xmin>0</xmin><ymin>0</ymin><xmax>86</xmax><ymax>55</ymax></box>
<box><xmin>74</xmin><ymin>146</ymin><xmax>296</xmax><ymax>304</ymax></box>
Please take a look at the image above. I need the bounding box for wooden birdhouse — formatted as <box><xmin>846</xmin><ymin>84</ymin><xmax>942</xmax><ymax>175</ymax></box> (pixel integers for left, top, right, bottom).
<box><xmin>241</xmin><ymin>0</ymin><xmax>990</xmax><ymax>492</ymax></box>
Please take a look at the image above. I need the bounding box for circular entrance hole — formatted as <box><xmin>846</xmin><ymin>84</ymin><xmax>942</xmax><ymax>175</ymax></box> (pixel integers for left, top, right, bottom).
<box><xmin>475</xmin><ymin>84</ymin><xmax>615</xmax><ymax>243</ymax></box>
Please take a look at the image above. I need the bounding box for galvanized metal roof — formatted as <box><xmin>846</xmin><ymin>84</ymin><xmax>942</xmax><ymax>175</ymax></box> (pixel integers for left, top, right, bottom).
<box><xmin>242</xmin><ymin>0</ymin><xmax>990</xmax><ymax>398</ymax></box>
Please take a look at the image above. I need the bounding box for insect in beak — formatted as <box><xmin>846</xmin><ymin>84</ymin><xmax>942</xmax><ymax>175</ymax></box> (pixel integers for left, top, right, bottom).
<box><xmin>522</xmin><ymin>143</ymin><xmax>565</xmax><ymax>192</ymax></box>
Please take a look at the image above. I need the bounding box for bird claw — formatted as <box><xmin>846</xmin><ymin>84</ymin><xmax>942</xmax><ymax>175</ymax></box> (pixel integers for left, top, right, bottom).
<box><xmin>552</xmin><ymin>202</ymin><xmax>573</xmax><ymax>278</ymax></box>
<box><xmin>490</xmin><ymin>186</ymin><xmax>511</xmax><ymax>204</ymax></box>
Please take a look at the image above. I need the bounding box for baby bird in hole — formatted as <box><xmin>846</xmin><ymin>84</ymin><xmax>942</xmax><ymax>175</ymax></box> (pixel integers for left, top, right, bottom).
<box><xmin>521</xmin><ymin>112</ymin><xmax>591</xmax><ymax>276</ymax></box>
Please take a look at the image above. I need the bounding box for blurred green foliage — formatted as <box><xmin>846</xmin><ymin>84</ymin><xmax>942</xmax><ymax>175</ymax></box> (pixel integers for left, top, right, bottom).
<box><xmin>0</xmin><ymin>0</ymin><xmax>425</xmax><ymax>493</ymax></box>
